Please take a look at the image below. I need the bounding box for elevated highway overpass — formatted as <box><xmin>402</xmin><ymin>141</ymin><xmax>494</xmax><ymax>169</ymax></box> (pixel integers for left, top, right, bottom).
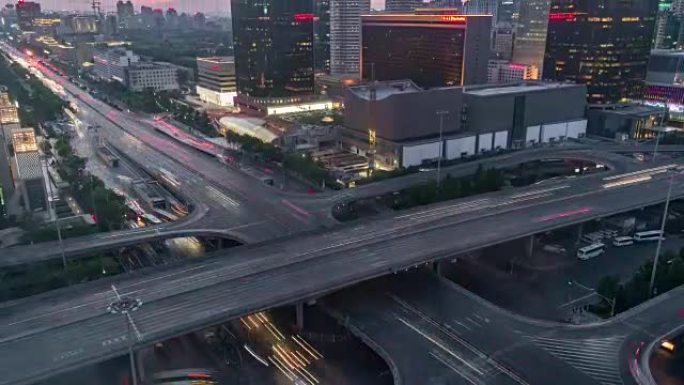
<box><xmin>2</xmin><ymin>166</ymin><xmax>684</xmax><ymax>385</ymax></box>
<box><xmin>0</xmin><ymin>145</ymin><xmax>643</xmax><ymax>268</ymax></box>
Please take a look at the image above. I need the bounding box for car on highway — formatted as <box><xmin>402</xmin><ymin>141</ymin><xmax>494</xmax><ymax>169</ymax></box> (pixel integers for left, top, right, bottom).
<box><xmin>661</xmin><ymin>339</ymin><xmax>677</xmax><ymax>353</ymax></box>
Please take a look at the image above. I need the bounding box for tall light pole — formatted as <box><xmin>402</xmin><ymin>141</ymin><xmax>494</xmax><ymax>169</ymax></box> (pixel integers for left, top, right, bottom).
<box><xmin>649</xmin><ymin>173</ymin><xmax>675</xmax><ymax>297</ymax></box>
<box><xmin>653</xmin><ymin>110</ymin><xmax>667</xmax><ymax>163</ymax></box>
<box><xmin>107</xmin><ymin>284</ymin><xmax>142</xmax><ymax>385</ymax></box>
<box><xmin>436</xmin><ymin>110</ymin><xmax>449</xmax><ymax>188</ymax></box>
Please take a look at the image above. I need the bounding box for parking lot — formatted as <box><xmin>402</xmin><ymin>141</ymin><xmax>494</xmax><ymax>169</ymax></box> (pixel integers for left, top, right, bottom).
<box><xmin>444</xmin><ymin>233</ymin><xmax>684</xmax><ymax>322</ymax></box>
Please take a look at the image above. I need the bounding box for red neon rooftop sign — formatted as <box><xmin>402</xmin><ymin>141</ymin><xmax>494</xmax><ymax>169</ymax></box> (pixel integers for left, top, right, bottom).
<box><xmin>549</xmin><ymin>12</ymin><xmax>581</xmax><ymax>21</ymax></box>
<box><xmin>294</xmin><ymin>13</ymin><xmax>314</xmax><ymax>22</ymax></box>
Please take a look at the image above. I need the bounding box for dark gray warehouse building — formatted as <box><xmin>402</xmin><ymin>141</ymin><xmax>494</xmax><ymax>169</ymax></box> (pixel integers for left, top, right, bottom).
<box><xmin>342</xmin><ymin>80</ymin><xmax>588</xmax><ymax>168</ymax></box>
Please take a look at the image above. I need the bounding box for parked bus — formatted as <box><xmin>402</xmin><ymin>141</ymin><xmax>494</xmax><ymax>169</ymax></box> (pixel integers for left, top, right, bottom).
<box><xmin>634</xmin><ymin>230</ymin><xmax>665</xmax><ymax>243</ymax></box>
<box><xmin>612</xmin><ymin>236</ymin><xmax>634</xmax><ymax>247</ymax></box>
<box><xmin>577</xmin><ymin>243</ymin><xmax>606</xmax><ymax>260</ymax></box>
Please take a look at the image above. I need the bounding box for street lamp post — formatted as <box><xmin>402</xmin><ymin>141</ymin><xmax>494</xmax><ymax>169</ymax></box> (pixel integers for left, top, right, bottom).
<box><xmin>568</xmin><ymin>280</ymin><xmax>617</xmax><ymax>317</ymax></box>
<box><xmin>107</xmin><ymin>285</ymin><xmax>143</xmax><ymax>385</ymax></box>
<box><xmin>436</xmin><ymin>110</ymin><xmax>449</xmax><ymax>188</ymax></box>
<box><xmin>649</xmin><ymin>173</ymin><xmax>675</xmax><ymax>297</ymax></box>
<box><xmin>653</xmin><ymin>111</ymin><xmax>667</xmax><ymax>163</ymax></box>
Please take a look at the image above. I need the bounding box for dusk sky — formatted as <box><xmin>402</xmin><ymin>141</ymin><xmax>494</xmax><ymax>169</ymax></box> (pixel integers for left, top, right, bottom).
<box><xmin>42</xmin><ymin>0</ymin><xmax>387</xmax><ymax>14</ymax></box>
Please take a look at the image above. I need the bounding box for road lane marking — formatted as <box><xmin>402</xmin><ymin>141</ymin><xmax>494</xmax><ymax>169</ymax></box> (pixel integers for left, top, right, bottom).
<box><xmin>281</xmin><ymin>199</ymin><xmax>311</xmax><ymax>219</ymax></box>
<box><xmin>396</xmin><ymin>316</ymin><xmax>485</xmax><ymax>375</ymax></box>
<box><xmin>429</xmin><ymin>350</ymin><xmax>481</xmax><ymax>385</ymax></box>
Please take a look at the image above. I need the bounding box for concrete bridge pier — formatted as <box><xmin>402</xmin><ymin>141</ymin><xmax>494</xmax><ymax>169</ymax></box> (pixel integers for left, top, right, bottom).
<box><xmin>432</xmin><ymin>261</ymin><xmax>442</xmax><ymax>276</ymax></box>
<box><xmin>525</xmin><ymin>235</ymin><xmax>535</xmax><ymax>258</ymax></box>
<box><xmin>296</xmin><ymin>302</ymin><xmax>305</xmax><ymax>330</ymax></box>
<box><xmin>295</xmin><ymin>299</ymin><xmax>317</xmax><ymax>330</ymax></box>
<box><xmin>575</xmin><ymin>223</ymin><xmax>584</xmax><ymax>246</ymax></box>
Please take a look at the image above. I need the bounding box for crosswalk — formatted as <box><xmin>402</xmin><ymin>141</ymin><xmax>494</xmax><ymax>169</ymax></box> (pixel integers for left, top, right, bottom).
<box><xmin>526</xmin><ymin>334</ymin><xmax>625</xmax><ymax>385</ymax></box>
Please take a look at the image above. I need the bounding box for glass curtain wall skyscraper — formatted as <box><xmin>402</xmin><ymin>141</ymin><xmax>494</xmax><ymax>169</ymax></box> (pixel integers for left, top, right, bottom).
<box><xmin>543</xmin><ymin>0</ymin><xmax>658</xmax><ymax>105</ymax></box>
<box><xmin>230</xmin><ymin>0</ymin><xmax>315</xmax><ymax>101</ymax></box>
<box><xmin>330</xmin><ymin>0</ymin><xmax>370</xmax><ymax>76</ymax></box>
<box><xmin>385</xmin><ymin>0</ymin><xmax>422</xmax><ymax>12</ymax></box>
<box><xmin>314</xmin><ymin>0</ymin><xmax>331</xmax><ymax>74</ymax></box>
<box><xmin>511</xmin><ymin>0</ymin><xmax>551</xmax><ymax>78</ymax></box>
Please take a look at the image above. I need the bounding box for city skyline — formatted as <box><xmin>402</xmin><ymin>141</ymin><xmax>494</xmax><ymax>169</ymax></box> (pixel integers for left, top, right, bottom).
<box><xmin>40</xmin><ymin>0</ymin><xmax>389</xmax><ymax>13</ymax></box>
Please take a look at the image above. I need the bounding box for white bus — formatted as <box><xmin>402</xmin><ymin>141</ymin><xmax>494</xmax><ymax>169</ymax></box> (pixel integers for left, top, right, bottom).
<box><xmin>577</xmin><ymin>243</ymin><xmax>606</xmax><ymax>260</ymax></box>
<box><xmin>634</xmin><ymin>230</ymin><xmax>665</xmax><ymax>243</ymax></box>
<box><xmin>612</xmin><ymin>236</ymin><xmax>634</xmax><ymax>247</ymax></box>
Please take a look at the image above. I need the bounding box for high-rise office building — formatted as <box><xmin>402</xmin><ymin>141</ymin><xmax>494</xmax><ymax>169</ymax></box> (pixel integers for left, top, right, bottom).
<box><xmin>116</xmin><ymin>0</ymin><xmax>134</xmax><ymax>19</ymax></box>
<box><xmin>385</xmin><ymin>0</ymin><xmax>421</xmax><ymax>12</ymax></box>
<box><xmin>15</xmin><ymin>0</ymin><xmax>41</xmax><ymax>31</ymax></box>
<box><xmin>231</xmin><ymin>0</ymin><xmax>315</xmax><ymax>104</ymax></box>
<box><xmin>424</xmin><ymin>0</ymin><xmax>460</xmax><ymax>7</ymax></box>
<box><xmin>496</xmin><ymin>0</ymin><xmax>517</xmax><ymax>25</ymax></box>
<box><xmin>314</xmin><ymin>0</ymin><xmax>331</xmax><ymax>74</ymax></box>
<box><xmin>196</xmin><ymin>57</ymin><xmax>237</xmax><ymax>107</ymax></box>
<box><xmin>462</xmin><ymin>0</ymin><xmax>497</xmax><ymax>15</ymax></box>
<box><xmin>654</xmin><ymin>0</ymin><xmax>684</xmax><ymax>49</ymax></box>
<box><xmin>361</xmin><ymin>13</ymin><xmax>492</xmax><ymax>87</ymax></box>
<box><xmin>543</xmin><ymin>0</ymin><xmax>658</xmax><ymax>105</ymax></box>
<box><xmin>511</xmin><ymin>0</ymin><xmax>550</xmax><ymax>78</ymax></box>
<box><xmin>330</xmin><ymin>0</ymin><xmax>370</xmax><ymax>76</ymax></box>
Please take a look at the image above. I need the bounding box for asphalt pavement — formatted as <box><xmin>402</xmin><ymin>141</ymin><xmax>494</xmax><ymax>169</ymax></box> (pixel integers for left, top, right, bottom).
<box><xmin>325</xmin><ymin>268</ymin><xmax>684</xmax><ymax>385</ymax></box>
<box><xmin>444</xmin><ymin>237</ymin><xmax>684</xmax><ymax>322</ymax></box>
<box><xmin>3</xmin><ymin>169</ymin><xmax>684</xmax><ymax>385</ymax></box>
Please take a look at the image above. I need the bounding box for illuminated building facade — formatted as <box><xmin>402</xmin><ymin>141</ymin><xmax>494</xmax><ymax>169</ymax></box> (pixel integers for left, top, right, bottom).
<box><xmin>230</xmin><ymin>0</ymin><xmax>315</xmax><ymax>105</ymax></box>
<box><xmin>0</xmin><ymin>91</ymin><xmax>19</xmax><ymax>125</ymax></box>
<box><xmin>12</xmin><ymin>128</ymin><xmax>47</xmax><ymax>213</ymax></box>
<box><xmin>196</xmin><ymin>57</ymin><xmax>237</xmax><ymax>107</ymax></box>
<box><xmin>361</xmin><ymin>14</ymin><xmax>492</xmax><ymax>88</ymax></box>
<box><xmin>543</xmin><ymin>0</ymin><xmax>659</xmax><ymax>105</ymax></box>
<box><xmin>329</xmin><ymin>0</ymin><xmax>369</xmax><ymax>76</ymax></box>
<box><xmin>487</xmin><ymin>60</ymin><xmax>538</xmax><ymax>83</ymax></box>
<box><xmin>644</xmin><ymin>49</ymin><xmax>684</xmax><ymax>121</ymax></box>
<box><xmin>511</xmin><ymin>0</ymin><xmax>550</xmax><ymax>78</ymax></box>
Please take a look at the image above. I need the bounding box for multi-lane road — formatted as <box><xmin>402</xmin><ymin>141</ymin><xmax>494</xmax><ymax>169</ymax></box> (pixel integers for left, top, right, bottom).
<box><xmin>2</xmin><ymin>41</ymin><xmax>684</xmax><ymax>385</ymax></box>
<box><xmin>325</xmin><ymin>269</ymin><xmax>684</xmax><ymax>385</ymax></box>
<box><xmin>2</xmin><ymin>165</ymin><xmax>684</xmax><ymax>385</ymax></box>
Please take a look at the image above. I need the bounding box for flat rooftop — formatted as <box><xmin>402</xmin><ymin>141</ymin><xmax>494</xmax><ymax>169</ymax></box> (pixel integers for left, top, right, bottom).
<box><xmin>197</xmin><ymin>56</ymin><xmax>234</xmax><ymax>64</ymax></box>
<box><xmin>348</xmin><ymin>80</ymin><xmax>423</xmax><ymax>101</ymax></box>
<box><xmin>465</xmin><ymin>82</ymin><xmax>578</xmax><ymax>97</ymax></box>
<box><xmin>592</xmin><ymin>103</ymin><xmax>667</xmax><ymax>117</ymax></box>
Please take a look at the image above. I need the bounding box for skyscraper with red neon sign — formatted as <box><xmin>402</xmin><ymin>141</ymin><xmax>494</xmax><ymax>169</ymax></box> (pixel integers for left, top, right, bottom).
<box><xmin>543</xmin><ymin>0</ymin><xmax>658</xmax><ymax>104</ymax></box>
<box><xmin>361</xmin><ymin>13</ymin><xmax>492</xmax><ymax>88</ymax></box>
